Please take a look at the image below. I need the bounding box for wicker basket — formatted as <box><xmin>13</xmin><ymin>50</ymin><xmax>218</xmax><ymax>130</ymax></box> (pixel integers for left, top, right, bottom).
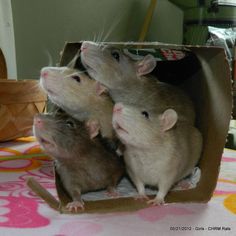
<box><xmin>0</xmin><ymin>79</ymin><xmax>47</xmax><ymax>142</ymax></box>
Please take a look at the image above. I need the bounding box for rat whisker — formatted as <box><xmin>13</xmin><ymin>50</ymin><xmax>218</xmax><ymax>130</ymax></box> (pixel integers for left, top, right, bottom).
<box><xmin>102</xmin><ymin>16</ymin><xmax>122</xmax><ymax>42</ymax></box>
<box><xmin>43</xmin><ymin>50</ymin><xmax>54</xmax><ymax>67</ymax></box>
<box><xmin>95</xmin><ymin>31</ymin><xmax>100</xmax><ymax>43</ymax></box>
<box><xmin>93</xmin><ymin>33</ymin><xmax>97</xmax><ymax>44</ymax></box>
<box><xmin>93</xmin><ymin>32</ymin><xmax>96</xmax><ymax>42</ymax></box>
<box><xmin>61</xmin><ymin>66</ymin><xmax>70</xmax><ymax>74</ymax></box>
<box><xmin>65</xmin><ymin>71</ymin><xmax>81</xmax><ymax>78</ymax></box>
<box><xmin>28</xmin><ymin>81</ymin><xmax>44</xmax><ymax>91</ymax></box>
<box><xmin>96</xmin><ymin>30</ymin><xmax>101</xmax><ymax>43</ymax></box>
<box><xmin>98</xmin><ymin>27</ymin><xmax>105</xmax><ymax>43</ymax></box>
<box><xmin>98</xmin><ymin>42</ymin><xmax>103</xmax><ymax>50</ymax></box>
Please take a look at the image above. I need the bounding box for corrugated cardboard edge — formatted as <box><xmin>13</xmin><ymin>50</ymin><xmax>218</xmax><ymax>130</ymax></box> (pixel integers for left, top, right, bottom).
<box><xmin>0</xmin><ymin>49</ymin><xmax>7</xmax><ymax>79</ymax></box>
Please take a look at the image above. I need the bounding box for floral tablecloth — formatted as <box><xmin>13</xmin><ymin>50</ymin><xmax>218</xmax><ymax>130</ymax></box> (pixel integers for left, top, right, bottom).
<box><xmin>0</xmin><ymin>137</ymin><xmax>235</xmax><ymax>236</ymax></box>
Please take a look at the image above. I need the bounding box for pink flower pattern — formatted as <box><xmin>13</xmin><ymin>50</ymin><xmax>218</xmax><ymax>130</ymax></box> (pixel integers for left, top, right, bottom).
<box><xmin>0</xmin><ymin>139</ymin><xmax>235</xmax><ymax>234</ymax></box>
<box><xmin>136</xmin><ymin>205</ymin><xmax>194</xmax><ymax>222</ymax></box>
<box><xmin>0</xmin><ymin>196</ymin><xmax>50</xmax><ymax>228</ymax></box>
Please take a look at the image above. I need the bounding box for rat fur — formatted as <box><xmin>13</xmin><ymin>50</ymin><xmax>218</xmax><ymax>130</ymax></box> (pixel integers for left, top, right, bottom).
<box><xmin>39</xmin><ymin>65</ymin><xmax>115</xmax><ymax>139</ymax></box>
<box><xmin>33</xmin><ymin>110</ymin><xmax>124</xmax><ymax>212</ymax></box>
<box><xmin>80</xmin><ymin>41</ymin><xmax>195</xmax><ymax>124</ymax></box>
<box><xmin>112</xmin><ymin>103</ymin><xmax>202</xmax><ymax>205</ymax></box>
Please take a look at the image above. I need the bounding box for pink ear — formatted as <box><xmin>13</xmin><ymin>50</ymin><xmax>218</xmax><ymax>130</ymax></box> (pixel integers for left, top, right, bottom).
<box><xmin>95</xmin><ymin>81</ymin><xmax>108</xmax><ymax>95</ymax></box>
<box><xmin>135</xmin><ymin>54</ymin><xmax>156</xmax><ymax>76</ymax></box>
<box><xmin>86</xmin><ymin>119</ymin><xmax>100</xmax><ymax>139</ymax></box>
<box><xmin>160</xmin><ymin>109</ymin><xmax>178</xmax><ymax>132</ymax></box>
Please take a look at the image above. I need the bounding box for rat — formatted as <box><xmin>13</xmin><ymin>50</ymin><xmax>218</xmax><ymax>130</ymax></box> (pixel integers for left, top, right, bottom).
<box><xmin>33</xmin><ymin>110</ymin><xmax>124</xmax><ymax>212</ymax></box>
<box><xmin>80</xmin><ymin>41</ymin><xmax>195</xmax><ymax>124</ymax></box>
<box><xmin>39</xmin><ymin>64</ymin><xmax>115</xmax><ymax>140</ymax></box>
<box><xmin>112</xmin><ymin>102</ymin><xmax>202</xmax><ymax>205</ymax></box>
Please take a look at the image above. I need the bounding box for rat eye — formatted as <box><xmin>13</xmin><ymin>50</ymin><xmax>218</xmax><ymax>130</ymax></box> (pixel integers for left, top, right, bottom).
<box><xmin>66</xmin><ymin>120</ymin><xmax>75</xmax><ymax>128</ymax></box>
<box><xmin>141</xmin><ymin>111</ymin><xmax>149</xmax><ymax>119</ymax></box>
<box><xmin>71</xmin><ymin>75</ymin><xmax>80</xmax><ymax>83</ymax></box>
<box><xmin>111</xmin><ymin>51</ymin><xmax>120</xmax><ymax>62</ymax></box>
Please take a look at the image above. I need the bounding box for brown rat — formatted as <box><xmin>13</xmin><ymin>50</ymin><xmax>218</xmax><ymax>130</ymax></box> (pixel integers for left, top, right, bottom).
<box><xmin>39</xmin><ymin>65</ymin><xmax>115</xmax><ymax>139</ymax></box>
<box><xmin>80</xmin><ymin>41</ymin><xmax>195</xmax><ymax>124</ymax></box>
<box><xmin>33</xmin><ymin>110</ymin><xmax>124</xmax><ymax>212</ymax></box>
<box><xmin>112</xmin><ymin>103</ymin><xmax>202</xmax><ymax>205</ymax></box>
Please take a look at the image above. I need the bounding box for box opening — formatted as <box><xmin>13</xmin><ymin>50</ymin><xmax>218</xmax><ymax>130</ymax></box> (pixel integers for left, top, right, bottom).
<box><xmin>30</xmin><ymin>42</ymin><xmax>232</xmax><ymax>214</ymax></box>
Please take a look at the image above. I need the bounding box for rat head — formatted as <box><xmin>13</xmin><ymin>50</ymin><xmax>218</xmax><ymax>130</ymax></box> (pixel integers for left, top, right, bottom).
<box><xmin>112</xmin><ymin>103</ymin><xmax>178</xmax><ymax>148</ymax></box>
<box><xmin>33</xmin><ymin>111</ymin><xmax>100</xmax><ymax>159</ymax></box>
<box><xmin>40</xmin><ymin>66</ymin><xmax>106</xmax><ymax>119</ymax></box>
<box><xmin>80</xmin><ymin>41</ymin><xmax>157</xmax><ymax>90</ymax></box>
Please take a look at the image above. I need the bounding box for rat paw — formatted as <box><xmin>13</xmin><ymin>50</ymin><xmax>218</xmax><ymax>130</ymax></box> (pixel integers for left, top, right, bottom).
<box><xmin>106</xmin><ymin>186</ymin><xmax>121</xmax><ymax>198</ymax></box>
<box><xmin>66</xmin><ymin>200</ymin><xmax>85</xmax><ymax>212</ymax></box>
<box><xmin>147</xmin><ymin>197</ymin><xmax>165</xmax><ymax>206</ymax></box>
<box><xmin>106</xmin><ymin>190</ymin><xmax>120</xmax><ymax>198</ymax></box>
<box><xmin>134</xmin><ymin>194</ymin><xmax>150</xmax><ymax>202</ymax></box>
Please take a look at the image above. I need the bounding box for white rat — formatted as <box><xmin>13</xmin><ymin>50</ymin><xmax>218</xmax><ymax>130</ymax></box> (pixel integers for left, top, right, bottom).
<box><xmin>39</xmin><ymin>65</ymin><xmax>115</xmax><ymax>139</ymax></box>
<box><xmin>80</xmin><ymin>41</ymin><xmax>195</xmax><ymax>124</ymax></box>
<box><xmin>112</xmin><ymin>103</ymin><xmax>202</xmax><ymax>205</ymax></box>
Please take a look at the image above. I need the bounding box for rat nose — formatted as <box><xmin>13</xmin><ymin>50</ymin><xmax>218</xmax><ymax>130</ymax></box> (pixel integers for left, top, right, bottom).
<box><xmin>113</xmin><ymin>103</ymin><xmax>123</xmax><ymax>114</ymax></box>
<box><xmin>40</xmin><ymin>69</ymin><xmax>49</xmax><ymax>78</ymax></box>
<box><xmin>80</xmin><ymin>42</ymin><xmax>88</xmax><ymax>52</ymax></box>
<box><xmin>34</xmin><ymin>116</ymin><xmax>43</xmax><ymax>128</ymax></box>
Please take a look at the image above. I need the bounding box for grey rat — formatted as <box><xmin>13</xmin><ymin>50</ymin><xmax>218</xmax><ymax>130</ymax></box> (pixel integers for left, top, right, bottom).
<box><xmin>33</xmin><ymin>110</ymin><xmax>124</xmax><ymax>212</ymax></box>
<box><xmin>112</xmin><ymin>103</ymin><xmax>202</xmax><ymax>205</ymax></box>
<box><xmin>40</xmin><ymin>64</ymin><xmax>115</xmax><ymax>140</ymax></box>
<box><xmin>80</xmin><ymin>41</ymin><xmax>195</xmax><ymax>124</ymax></box>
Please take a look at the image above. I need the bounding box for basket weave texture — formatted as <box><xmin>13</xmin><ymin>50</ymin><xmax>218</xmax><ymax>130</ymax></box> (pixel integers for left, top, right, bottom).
<box><xmin>0</xmin><ymin>79</ymin><xmax>47</xmax><ymax>142</ymax></box>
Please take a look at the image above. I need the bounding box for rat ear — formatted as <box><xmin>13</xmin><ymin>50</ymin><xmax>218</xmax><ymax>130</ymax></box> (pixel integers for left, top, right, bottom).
<box><xmin>160</xmin><ymin>109</ymin><xmax>178</xmax><ymax>132</ymax></box>
<box><xmin>135</xmin><ymin>54</ymin><xmax>156</xmax><ymax>76</ymax></box>
<box><xmin>86</xmin><ymin>119</ymin><xmax>100</xmax><ymax>139</ymax></box>
<box><xmin>95</xmin><ymin>81</ymin><xmax>108</xmax><ymax>96</ymax></box>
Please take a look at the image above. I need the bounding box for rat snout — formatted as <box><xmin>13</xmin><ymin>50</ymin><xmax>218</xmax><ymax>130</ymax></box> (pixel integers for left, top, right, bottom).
<box><xmin>113</xmin><ymin>103</ymin><xmax>123</xmax><ymax>114</ymax></box>
<box><xmin>40</xmin><ymin>68</ymin><xmax>49</xmax><ymax>79</ymax></box>
<box><xmin>80</xmin><ymin>42</ymin><xmax>89</xmax><ymax>52</ymax></box>
<box><xmin>81</xmin><ymin>41</ymin><xmax>99</xmax><ymax>53</ymax></box>
<box><xmin>34</xmin><ymin>115</ymin><xmax>44</xmax><ymax>128</ymax></box>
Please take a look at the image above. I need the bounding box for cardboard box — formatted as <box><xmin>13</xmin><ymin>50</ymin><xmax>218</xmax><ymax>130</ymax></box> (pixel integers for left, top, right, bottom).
<box><xmin>0</xmin><ymin>48</ymin><xmax>7</xmax><ymax>79</ymax></box>
<box><xmin>27</xmin><ymin>42</ymin><xmax>232</xmax><ymax>214</ymax></box>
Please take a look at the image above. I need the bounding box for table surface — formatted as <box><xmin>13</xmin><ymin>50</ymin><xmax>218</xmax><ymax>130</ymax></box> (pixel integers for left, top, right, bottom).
<box><xmin>0</xmin><ymin>137</ymin><xmax>235</xmax><ymax>236</ymax></box>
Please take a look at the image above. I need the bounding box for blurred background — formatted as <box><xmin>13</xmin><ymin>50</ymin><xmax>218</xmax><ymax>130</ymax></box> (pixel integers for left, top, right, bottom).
<box><xmin>1</xmin><ymin>0</ymin><xmax>183</xmax><ymax>79</ymax></box>
<box><xmin>0</xmin><ymin>0</ymin><xmax>235</xmax><ymax>82</ymax></box>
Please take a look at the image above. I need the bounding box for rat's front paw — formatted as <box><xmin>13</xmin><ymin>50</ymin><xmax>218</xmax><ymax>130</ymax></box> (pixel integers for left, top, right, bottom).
<box><xmin>106</xmin><ymin>186</ymin><xmax>121</xmax><ymax>198</ymax></box>
<box><xmin>66</xmin><ymin>200</ymin><xmax>85</xmax><ymax>212</ymax></box>
<box><xmin>147</xmin><ymin>197</ymin><xmax>165</xmax><ymax>206</ymax></box>
<box><xmin>106</xmin><ymin>190</ymin><xmax>120</xmax><ymax>198</ymax></box>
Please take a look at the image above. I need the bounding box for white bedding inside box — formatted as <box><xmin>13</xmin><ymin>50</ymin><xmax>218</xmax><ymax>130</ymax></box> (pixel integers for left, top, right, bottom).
<box><xmin>81</xmin><ymin>167</ymin><xmax>201</xmax><ymax>201</ymax></box>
